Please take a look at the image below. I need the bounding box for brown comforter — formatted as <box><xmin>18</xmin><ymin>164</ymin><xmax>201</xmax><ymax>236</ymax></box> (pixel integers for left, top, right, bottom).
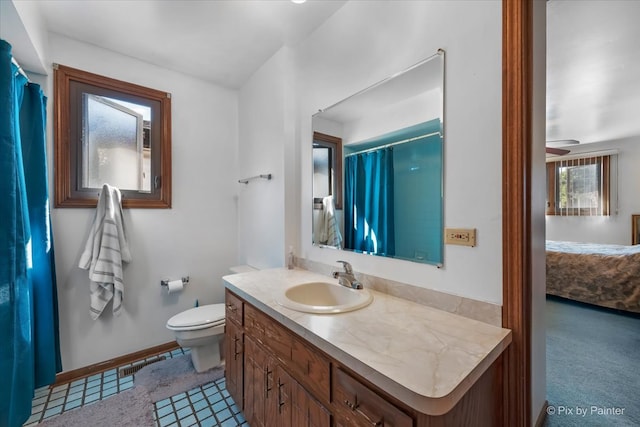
<box><xmin>546</xmin><ymin>240</ymin><xmax>640</xmax><ymax>313</ymax></box>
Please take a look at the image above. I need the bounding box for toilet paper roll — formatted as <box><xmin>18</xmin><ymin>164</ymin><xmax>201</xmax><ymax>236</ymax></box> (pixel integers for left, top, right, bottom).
<box><xmin>167</xmin><ymin>279</ymin><xmax>184</xmax><ymax>294</ymax></box>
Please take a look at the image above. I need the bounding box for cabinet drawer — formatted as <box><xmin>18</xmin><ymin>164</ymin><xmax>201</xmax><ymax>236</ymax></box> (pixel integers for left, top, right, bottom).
<box><xmin>290</xmin><ymin>337</ymin><xmax>330</xmax><ymax>403</ymax></box>
<box><xmin>245</xmin><ymin>304</ymin><xmax>292</xmax><ymax>361</ymax></box>
<box><xmin>333</xmin><ymin>367</ymin><xmax>413</xmax><ymax>427</ymax></box>
<box><xmin>244</xmin><ymin>303</ymin><xmax>264</xmax><ymax>341</ymax></box>
<box><xmin>225</xmin><ymin>290</ymin><xmax>243</xmax><ymax>325</ymax></box>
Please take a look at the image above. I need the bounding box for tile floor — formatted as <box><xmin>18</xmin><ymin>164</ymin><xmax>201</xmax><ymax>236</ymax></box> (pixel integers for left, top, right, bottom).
<box><xmin>23</xmin><ymin>348</ymin><xmax>248</xmax><ymax>427</ymax></box>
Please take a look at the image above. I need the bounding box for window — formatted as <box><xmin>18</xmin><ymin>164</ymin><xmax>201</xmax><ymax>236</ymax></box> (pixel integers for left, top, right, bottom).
<box><xmin>546</xmin><ymin>155</ymin><xmax>611</xmax><ymax>216</ymax></box>
<box><xmin>312</xmin><ymin>132</ymin><xmax>342</xmax><ymax>210</ymax></box>
<box><xmin>54</xmin><ymin>64</ymin><xmax>171</xmax><ymax>208</ymax></box>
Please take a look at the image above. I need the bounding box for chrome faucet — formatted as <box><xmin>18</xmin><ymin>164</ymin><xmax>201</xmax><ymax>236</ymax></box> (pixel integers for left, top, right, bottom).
<box><xmin>333</xmin><ymin>261</ymin><xmax>363</xmax><ymax>289</ymax></box>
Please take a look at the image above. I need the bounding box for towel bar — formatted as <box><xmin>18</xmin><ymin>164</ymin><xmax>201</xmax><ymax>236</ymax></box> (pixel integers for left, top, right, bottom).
<box><xmin>238</xmin><ymin>174</ymin><xmax>272</xmax><ymax>184</ymax></box>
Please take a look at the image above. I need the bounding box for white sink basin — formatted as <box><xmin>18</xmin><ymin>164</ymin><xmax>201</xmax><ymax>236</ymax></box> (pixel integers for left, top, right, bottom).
<box><xmin>275</xmin><ymin>281</ymin><xmax>373</xmax><ymax>314</ymax></box>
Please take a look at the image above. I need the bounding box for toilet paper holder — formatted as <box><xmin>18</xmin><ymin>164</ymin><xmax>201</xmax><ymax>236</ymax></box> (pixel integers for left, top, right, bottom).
<box><xmin>161</xmin><ymin>276</ymin><xmax>190</xmax><ymax>287</ymax></box>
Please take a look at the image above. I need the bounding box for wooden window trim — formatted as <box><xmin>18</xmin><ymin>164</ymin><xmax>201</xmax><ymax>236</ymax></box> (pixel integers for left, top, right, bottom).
<box><xmin>54</xmin><ymin>64</ymin><xmax>172</xmax><ymax>208</ymax></box>
<box><xmin>312</xmin><ymin>132</ymin><xmax>343</xmax><ymax>210</ymax></box>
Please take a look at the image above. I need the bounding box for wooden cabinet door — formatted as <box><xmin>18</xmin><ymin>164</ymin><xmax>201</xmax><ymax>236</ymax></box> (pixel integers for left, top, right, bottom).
<box><xmin>266</xmin><ymin>364</ymin><xmax>293</xmax><ymax>427</ymax></box>
<box><xmin>292</xmin><ymin>376</ymin><xmax>331</xmax><ymax>427</ymax></box>
<box><xmin>244</xmin><ymin>336</ymin><xmax>270</xmax><ymax>427</ymax></box>
<box><xmin>224</xmin><ymin>318</ymin><xmax>243</xmax><ymax>409</ymax></box>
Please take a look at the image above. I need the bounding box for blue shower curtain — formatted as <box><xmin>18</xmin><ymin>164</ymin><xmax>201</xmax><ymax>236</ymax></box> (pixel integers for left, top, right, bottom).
<box><xmin>344</xmin><ymin>147</ymin><xmax>395</xmax><ymax>256</ymax></box>
<box><xmin>0</xmin><ymin>40</ymin><xmax>62</xmax><ymax>427</ymax></box>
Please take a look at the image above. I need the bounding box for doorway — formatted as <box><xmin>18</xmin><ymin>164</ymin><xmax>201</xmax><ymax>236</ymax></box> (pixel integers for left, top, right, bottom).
<box><xmin>543</xmin><ymin>1</ymin><xmax>640</xmax><ymax>426</ymax></box>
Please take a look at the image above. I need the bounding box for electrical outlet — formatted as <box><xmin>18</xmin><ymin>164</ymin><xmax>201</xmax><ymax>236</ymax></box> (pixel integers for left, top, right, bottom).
<box><xmin>444</xmin><ymin>228</ymin><xmax>476</xmax><ymax>247</ymax></box>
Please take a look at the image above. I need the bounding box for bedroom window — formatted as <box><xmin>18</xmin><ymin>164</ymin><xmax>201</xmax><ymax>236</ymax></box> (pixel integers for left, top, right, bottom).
<box><xmin>546</xmin><ymin>155</ymin><xmax>611</xmax><ymax>216</ymax></box>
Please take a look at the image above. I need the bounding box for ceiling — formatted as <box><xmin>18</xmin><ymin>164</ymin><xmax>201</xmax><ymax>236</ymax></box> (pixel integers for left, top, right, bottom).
<box><xmin>35</xmin><ymin>0</ymin><xmax>346</xmax><ymax>89</ymax></box>
<box><xmin>547</xmin><ymin>0</ymin><xmax>640</xmax><ymax>146</ymax></box>
<box><xmin>9</xmin><ymin>0</ymin><xmax>639</xmax><ymax>146</ymax></box>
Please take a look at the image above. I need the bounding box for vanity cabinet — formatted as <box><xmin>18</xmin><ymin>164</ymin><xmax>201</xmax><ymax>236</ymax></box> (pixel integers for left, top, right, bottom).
<box><xmin>244</xmin><ymin>302</ymin><xmax>331</xmax><ymax>405</ymax></box>
<box><xmin>244</xmin><ymin>333</ymin><xmax>330</xmax><ymax>427</ymax></box>
<box><xmin>226</xmin><ymin>291</ymin><xmax>331</xmax><ymax>427</ymax></box>
<box><xmin>224</xmin><ymin>288</ymin><xmax>501</xmax><ymax>427</ymax></box>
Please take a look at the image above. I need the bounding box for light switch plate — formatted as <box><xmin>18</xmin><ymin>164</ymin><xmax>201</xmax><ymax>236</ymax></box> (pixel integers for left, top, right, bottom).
<box><xmin>444</xmin><ymin>228</ymin><xmax>476</xmax><ymax>247</ymax></box>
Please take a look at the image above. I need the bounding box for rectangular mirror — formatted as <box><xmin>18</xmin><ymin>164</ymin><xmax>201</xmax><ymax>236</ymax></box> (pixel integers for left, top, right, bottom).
<box><xmin>54</xmin><ymin>64</ymin><xmax>171</xmax><ymax>208</ymax></box>
<box><xmin>312</xmin><ymin>50</ymin><xmax>444</xmax><ymax>266</ymax></box>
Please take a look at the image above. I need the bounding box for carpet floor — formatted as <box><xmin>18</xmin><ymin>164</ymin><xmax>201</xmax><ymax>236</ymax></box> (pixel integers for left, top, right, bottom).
<box><xmin>545</xmin><ymin>297</ymin><xmax>640</xmax><ymax>426</ymax></box>
<box><xmin>38</xmin><ymin>355</ymin><xmax>224</xmax><ymax>427</ymax></box>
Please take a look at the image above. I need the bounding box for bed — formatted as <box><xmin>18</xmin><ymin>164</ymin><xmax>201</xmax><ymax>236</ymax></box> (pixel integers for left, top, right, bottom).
<box><xmin>546</xmin><ymin>240</ymin><xmax>640</xmax><ymax>314</ymax></box>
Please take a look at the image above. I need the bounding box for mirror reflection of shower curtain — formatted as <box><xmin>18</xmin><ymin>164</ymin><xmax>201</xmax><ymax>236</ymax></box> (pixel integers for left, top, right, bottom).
<box><xmin>344</xmin><ymin>147</ymin><xmax>395</xmax><ymax>256</ymax></box>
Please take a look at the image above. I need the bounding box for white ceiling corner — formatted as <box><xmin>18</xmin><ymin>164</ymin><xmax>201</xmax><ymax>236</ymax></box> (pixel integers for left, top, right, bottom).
<box><xmin>35</xmin><ymin>0</ymin><xmax>347</xmax><ymax>89</ymax></box>
<box><xmin>12</xmin><ymin>0</ymin><xmax>640</xmax><ymax>148</ymax></box>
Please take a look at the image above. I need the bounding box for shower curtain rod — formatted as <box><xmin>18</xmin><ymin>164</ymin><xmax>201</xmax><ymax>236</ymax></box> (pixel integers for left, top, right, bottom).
<box><xmin>344</xmin><ymin>131</ymin><xmax>441</xmax><ymax>157</ymax></box>
<box><xmin>11</xmin><ymin>57</ymin><xmax>29</xmax><ymax>81</ymax></box>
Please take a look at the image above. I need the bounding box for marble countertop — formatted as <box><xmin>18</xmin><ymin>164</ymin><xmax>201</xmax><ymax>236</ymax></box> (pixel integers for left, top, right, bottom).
<box><xmin>223</xmin><ymin>268</ymin><xmax>511</xmax><ymax>416</ymax></box>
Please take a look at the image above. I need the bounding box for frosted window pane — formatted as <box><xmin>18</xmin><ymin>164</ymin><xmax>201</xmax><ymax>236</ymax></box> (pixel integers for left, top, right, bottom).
<box><xmin>313</xmin><ymin>148</ymin><xmax>330</xmax><ymax>198</ymax></box>
<box><xmin>82</xmin><ymin>94</ymin><xmax>147</xmax><ymax>191</ymax></box>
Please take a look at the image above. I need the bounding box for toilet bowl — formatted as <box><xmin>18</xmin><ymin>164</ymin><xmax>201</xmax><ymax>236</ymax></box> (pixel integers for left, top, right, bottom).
<box><xmin>166</xmin><ymin>304</ymin><xmax>226</xmax><ymax>373</ymax></box>
<box><xmin>166</xmin><ymin>266</ymin><xmax>257</xmax><ymax>372</ymax></box>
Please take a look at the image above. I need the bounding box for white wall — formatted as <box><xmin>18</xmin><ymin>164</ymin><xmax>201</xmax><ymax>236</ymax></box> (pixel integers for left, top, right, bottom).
<box><xmin>44</xmin><ymin>34</ymin><xmax>239</xmax><ymax>370</ymax></box>
<box><xmin>6</xmin><ymin>0</ymin><xmax>506</xmax><ymax>370</ymax></box>
<box><xmin>342</xmin><ymin>90</ymin><xmax>441</xmax><ymax>145</ymax></box>
<box><xmin>546</xmin><ymin>137</ymin><xmax>640</xmax><ymax>245</ymax></box>
<box><xmin>0</xmin><ymin>0</ymin><xmax>48</xmax><ymax>74</ymax></box>
<box><xmin>295</xmin><ymin>0</ymin><xmax>503</xmax><ymax>305</ymax></box>
<box><xmin>237</xmin><ymin>47</ymin><xmax>298</xmax><ymax>269</ymax></box>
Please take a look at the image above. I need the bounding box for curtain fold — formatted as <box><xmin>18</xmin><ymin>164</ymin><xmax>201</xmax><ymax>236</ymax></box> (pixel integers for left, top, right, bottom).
<box><xmin>20</xmin><ymin>80</ymin><xmax>63</xmax><ymax>387</ymax></box>
<box><xmin>0</xmin><ymin>39</ymin><xmax>61</xmax><ymax>427</ymax></box>
<box><xmin>344</xmin><ymin>147</ymin><xmax>395</xmax><ymax>256</ymax></box>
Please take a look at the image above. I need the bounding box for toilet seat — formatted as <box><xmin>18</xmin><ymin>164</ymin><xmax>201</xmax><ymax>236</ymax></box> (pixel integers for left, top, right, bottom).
<box><xmin>166</xmin><ymin>304</ymin><xmax>225</xmax><ymax>331</ymax></box>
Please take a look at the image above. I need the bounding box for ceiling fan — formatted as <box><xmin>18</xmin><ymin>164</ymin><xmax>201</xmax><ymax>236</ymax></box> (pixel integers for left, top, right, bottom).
<box><xmin>545</xmin><ymin>139</ymin><xmax>579</xmax><ymax>156</ymax></box>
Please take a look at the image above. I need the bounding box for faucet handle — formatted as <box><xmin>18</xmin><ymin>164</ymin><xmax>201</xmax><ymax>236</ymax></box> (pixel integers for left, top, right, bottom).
<box><xmin>336</xmin><ymin>260</ymin><xmax>353</xmax><ymax>274</ymax></box>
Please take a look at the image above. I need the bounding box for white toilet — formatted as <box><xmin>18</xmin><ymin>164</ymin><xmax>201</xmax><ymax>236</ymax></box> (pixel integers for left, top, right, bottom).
<box><xmin>166</xmin><ymin>304</ymin><xmax>226</xmax><ymax>373</ymax></box>
<box><xmin>166</xmin><ymin>265</ymin><xmax>257</xmax><ymax>372</ymax></box>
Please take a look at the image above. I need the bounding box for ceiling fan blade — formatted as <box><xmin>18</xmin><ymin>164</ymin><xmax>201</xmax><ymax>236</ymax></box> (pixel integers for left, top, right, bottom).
<box><xmin>545</xmin><ymin>147</ymin><xmax>570</xmax><ymax>155</ymax></box>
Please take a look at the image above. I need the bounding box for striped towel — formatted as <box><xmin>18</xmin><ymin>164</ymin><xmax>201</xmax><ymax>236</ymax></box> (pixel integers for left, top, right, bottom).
<box><xmin>321</xmin><ymin>195</ymin><xmax>343</xmax><ymax>248</ymax></box>
<box><xmin>79</xmin><ymin>184</ymin><xmax>132</xmax><ymax>320</ymax></box>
